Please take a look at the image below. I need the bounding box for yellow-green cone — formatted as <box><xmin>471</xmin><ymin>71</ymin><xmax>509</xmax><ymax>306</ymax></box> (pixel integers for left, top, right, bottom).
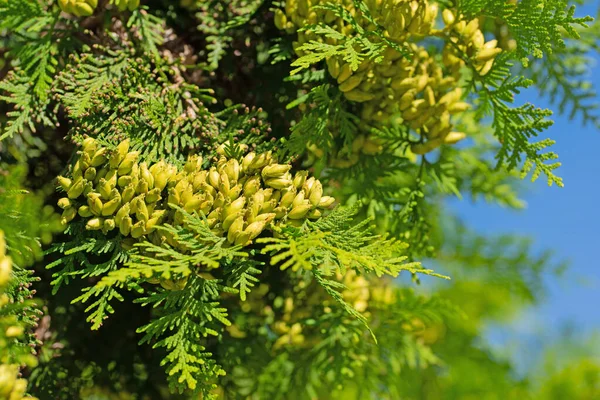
<box><xmin>275</xmin><ymin>1</ymin><xmax>502</xmax><ymax>158</ymax></box>
<box><xmin>58</xmin><ymin>139</ymin><xmax>335</xmax><ymax>251</ymax></box>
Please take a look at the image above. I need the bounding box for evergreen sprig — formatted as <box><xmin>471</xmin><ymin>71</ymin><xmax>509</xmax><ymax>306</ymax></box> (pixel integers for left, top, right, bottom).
<box><xmin>473</xmin><ymin>54</ymin><xmax>562</xmax><ymax>186</ymax></box>
<box><xmin>0</xmin><ymin>0</ymin><xmax>66</xmax><ymax>140</ymax></box>
<box><xmin>127</xmin><ymin>8</ymin><xmax>166</xmax><ymax>60</ymax></box>
<box><xmin>289</xmin><ymin>1</ymin><xmax>410</xmax><ymax>74</ymax></box>
<box><xmin>191</xmin><ymin>0</ymin><xmax>264</xmax><ymax>70</ymax></box>
<box><xmin>46</xmin><ymin>224</ymin><xmax>129</xmax><ymax>330</ymax></box>
<box><xmin>524</xmin><ymin>17</ymin><xmax>600</xmax><ymax>127</ymax></box>
<box><xmin>55</xmin><ymin>52</ymin><xmax>220</xmax><ymax>162</ymax></box>
<box><xmin>259</xmin><ymin>204</ymin><xmax>447</xmax><ymax>336</ymax></box>
<box><xmin>457</xmin><ymin>0</ymin><xmax>593</xmax><ymax>63</ymax></box>
<box><xmin>0</xmin><ymin>0</ymin><xmax>594</xmax><ymax>397</ymax></box>
<box><xmin>448</xmin><ymin>121</ymin><xmax>526</xmax><ymax>209</ymax></box>
<box><xmin>284</xmin><ymin>84</ymin><xmax>358</xmax><ymax>162</ymax></box>
<box><xmin>136</xmin><ymin>274</ymin><xmax>230</xmax><ymax>396</ymax></box>
<box><xmin>97</xmin><ymin>208</ymin><xmax>247</xmax><ymax>289</ymax></box>
<box><xmin>259</xmin><ymin>204</ymin><xmax>442</xmax><ymax>279</ymax></box>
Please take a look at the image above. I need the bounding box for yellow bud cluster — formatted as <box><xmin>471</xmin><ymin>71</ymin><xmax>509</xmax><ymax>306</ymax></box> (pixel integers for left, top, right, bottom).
<box><xmin>58</xmin><ymin>0</ymin><xmax>139</xmax><ymax>16</ymax></box>
<box><xmin>340</xmin><ymin>270</ymin><xmax>370</xmax><ymax>313</ymax></box>
<box><xmin>57</xmin><ymin>138</ymin><xmax>335</xmax><ymax>249</ymax></box>
<box><xmin>276</xmin><ymin>0</ymin><xmax>441</xmax><ymax>102</ymax></box>
<box><xmin>0</xmin><ymin>365</ymin><xmax>36</xmax><ymax>400</ymax></box>
<box><xmin>307</xmin><ymin>134</ymin><xmax>384</xmax><ymax>169</ymax></box>
<box><xmin>58</xmin><ymin>0</ymin><xmax>98</xmax><ymax>16</ymax></box>
<box><xmin>276</xmin><ymin>1</ymin><xmax>502</xmax><ymax>155</ymax></box>
<box><xmin>272</xmin><ymin>321</ymin><xmax>305</xmax><ymax>350</ymax></box>
<box><xmin>229</xmin><ymin>271</ymin><xmax>373</xmax><ymax>351</ymax></box>
<box><xmin>0</xmin><ymin>232</ymin><xmax>11</xmax><ymax>288</ymax></box>
<box><xmin>365</xmin><ymin>0</ymin><xmax>438</xmax><ymax>40</ymax></box>
<box><xmin>369</xmin><ymin>283</ymin><xmax>395</xmax><ymax>305</ymax></box>
<box><xmin>0</xmin><ymin>233</ymin><xmax>37</xmax><ymax>400</ymax></box>
<box><xmin>275</xmin><ymin>0</ymin><xmax>438</xmax><ymax>55</ymax></box>
<box><xmin>359</xmin><ymin>43</ymin><xmax>471</xmax><ymax>155</ymax></box>
<box><xmin>441</xmin><ymin>10</ymin><xmax>502</xmax><ymax>78</ymax></box>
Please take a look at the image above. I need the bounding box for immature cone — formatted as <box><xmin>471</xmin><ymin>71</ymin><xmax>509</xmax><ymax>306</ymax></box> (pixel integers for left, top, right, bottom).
<box><xmin>250</xmin><ymin>269</ymin><xmax>374</xmax><ymax>351</ymax></box>
<box><xmin>58</xmin><ymin>0</ymin><xmax>98</xmax><ymax>16</ymax></box>
<box><xmin>58</xmin><ymin>139</ymin><xmax>335</xmax><ymax>250</ymax></box>
<box><xmin>59</xmin><ymin>0</ymin><xmax>139</xmax><ymax>15</ymax></box>
<box><xmin>340</xmin><ymin>270</ymin><xmax>370</xmax><ymax>313</ymax></box>
<box><xmin>442</xmin><ymin>9</ymin><xmax>502</xmax><ymax>77</ymax></box>
<box><xmin>276</xmin><ymin>1</ymin><xmax>502</xmax><ymax>157</ymax></box>
<box><xmin>0</xmin><ymin>235</ymin><xmax>37</xmax><ymax>400</ymax></box>
<box><xmin>0</xmin><ymin>232</ymin><xmax>11</xmax><ymax>287</ymax></box>
<box><xmin>0</xmin><ymin>364</ymin><xmax>37</xmax><ymax>400</ymax></box>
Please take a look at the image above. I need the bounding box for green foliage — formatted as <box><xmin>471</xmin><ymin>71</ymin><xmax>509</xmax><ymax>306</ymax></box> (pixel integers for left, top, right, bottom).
<box><xmin>457</xmin><ymin>0</ymin><xmax>593</xmax><ymax>63</ymax></box>
<box><xmin>0</xmin><ymin>0</ymin><xmax>597</xmax><ymax>398</ymax></box>
<box><xmin>536</xmin><ymin>359</ymin><xmax>600</xmax><ymax>399</ymax></box>
<box><xmin>532</xmin><ymin>334</ymin><xmax>600</xmax><ymax>399</ymax></box>
<box><xmin>189</xmin><ymin>0</ymin><xmax>265</xmax><ymax>70</ymax></box>
<box><xmin>223</xmin><ymin>307</ymin><xmax>373</xmax><ymax>400</ymax></box>
<box><xmin>219</xmin><ymin>281</ymin><xmax>463</xmax><ymax>399</ymax></box>
<box><xmin>0</xmin><ymin>0</ymin><xmax>65</xmax><ymax>140</ymax></box>
<box><xmin>136</xmin><ymin>274</ymin><xmax>230</xmax><ymax>396</ymax></box>
<box><xmin>259</xmin><ymin>204</ymin><xmax>448</xmax><ymax>338</ymax></box>
<box><xmin>0</xmin><ymin>163</ymin><xmax>61</xmax><ymax>267</ymax></box>
<box><xmin>98</xmin><ymin>209</ymin><xmax>246</xmax><ymax>289</ymax></box>
<box><xmin>284</xmin><ymin>84</ymin><xmax>358</xmax><ymax>162</ymax></box>
<box><xmin>127</xmin><ymin>8</ymin><xmax>166</xmax><ymax>59</ymax></box>
<box><xmin>259</xmin><ymin>204</ymin><xmax>441</xmax><ymax>278</ymax></box>
<box><xmin>46</xmin><ymin>210</ymin><xmax>238</xmax><ymax>394</ymax></box>
<box><xmin>226</xmin><ymin>260</ymin><xmax>261</xmax><ymax>302</ymax></box>
<box><xmin>289</xmin><ymin>1</ymin><xmax>409</xmax><ymax>74</ymax></box>
<box><xmin>0</xmin><ymin>163</ymin><xmax>60</xmax><ymax>398</ymax></box>
<box><xmin>0</xmin><ymin>288</ymin><xmax>38</xmax><ymax>365</ymax></box>
<box><xmin>472</xmin><ymin>54</ymin><xmax>562</xmax><ymax>186</ymax></box>
<box><xmin>0</xmin><ymin>0</ymin><xmax>57</xmax><ymax>99</ymax></box>
<box><xmin>46</xmin><ymin>225</ymin><xmax>129</xmax><ymax>330</ymax></box>
<box><xmin>280</xmin><ymin>1</ymin><xmax>595</xmax><ymax>188</ymax></box>
<box><xmin>449</xmin><ymin>115</ymin><xmax>527</xmax><ymax>209</ymax></box>
<box><xmin>55</xmin><ymin>51</ymin><xmax>220</xmax><ymax>163</ymax></box>
<box><xmin>54</xmin><ymin>50</ymin><xmax>130</xmax><ymax>120</ymax></box>
<box><xmin>524</xmin><ymin>15</ymin><xmax>600</xmax><ymax>127</ymax></box>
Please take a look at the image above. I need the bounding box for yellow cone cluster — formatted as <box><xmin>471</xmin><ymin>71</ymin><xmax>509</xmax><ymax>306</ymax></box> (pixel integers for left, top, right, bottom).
<box><xmin>58</xmin><ymin>0</ymin><xmax>98</xmax><ymax>16</ymax></box>
<box><xmin>307</xmin><ymin>134</ymin><xmax>385</xmax><ymax>169</ymax></box>
<box><xmin>0</xmin><ymin>365</ymin><xmax>36</xmax><ymax>400</ymax></box>
<box><xmin>228</xmin><ymin>270</ymin><xmax>372</xmax><ymax>351</ymax></box>
<box><xmin>276</xmin><ymin>0</ymin><xmax>436</xmax><ymax>39</ymax></box>
<box><xmin>275</xmin><ymin>0</ymin><xmax>502</xmax><ymax>155</ymax></box>
<box><xmin>357</xmin><ymin>43</ymin><xmax>471</xmax><ymax>155</ymax></box>
<box><xmin>0</xmin><ymin>233</ymin><xmax>37</xmax><ymax>400</ymax></box>
<box><xmin>340</xmin><ymin>270</ymin><xmax>371</xmax><ymax>313</ymax></box>
<box><xmin>271</xmin><ymin>271</ymin><xmax>371</xmax><ymax>350</ymax></box>
<box><xmin>58</xmin><ymin>0</ymin><xmax>140</xmax><ymax>16</ymax></box>
<box><xmin>0</xmin><ymin>232</ymin><xmax>11</xmax><ymax>288</ymax></box>
<box><xmin>57</xmin><ymin>138</ymin><xmax>335</xmax><ymax>248</ymax></box>
<box><xmin>441</xmin><ymin>10</ymin><xmax>503</xmax><ymax>78</ymax></box>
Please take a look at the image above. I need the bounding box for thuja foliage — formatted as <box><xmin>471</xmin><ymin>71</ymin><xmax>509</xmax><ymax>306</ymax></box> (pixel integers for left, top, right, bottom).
<box><xmin>0</xmin><ymin>0</ymin><xmax>598</xmax><ymax>399</ymax></box>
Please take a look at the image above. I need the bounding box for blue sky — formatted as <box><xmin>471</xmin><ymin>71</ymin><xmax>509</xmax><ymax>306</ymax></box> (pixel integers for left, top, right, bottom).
<box><xmin>447</xmin><ymin>1</ymin><xmax>600</xmax><ymax>372</ymax></box>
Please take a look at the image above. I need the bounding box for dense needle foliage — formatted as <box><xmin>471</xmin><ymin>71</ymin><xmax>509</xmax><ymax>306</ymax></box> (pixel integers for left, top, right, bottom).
<box><xmin>0</xmin><ymin>0</ymin><xmax>598</xmax><ymax>399</ymax></box>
